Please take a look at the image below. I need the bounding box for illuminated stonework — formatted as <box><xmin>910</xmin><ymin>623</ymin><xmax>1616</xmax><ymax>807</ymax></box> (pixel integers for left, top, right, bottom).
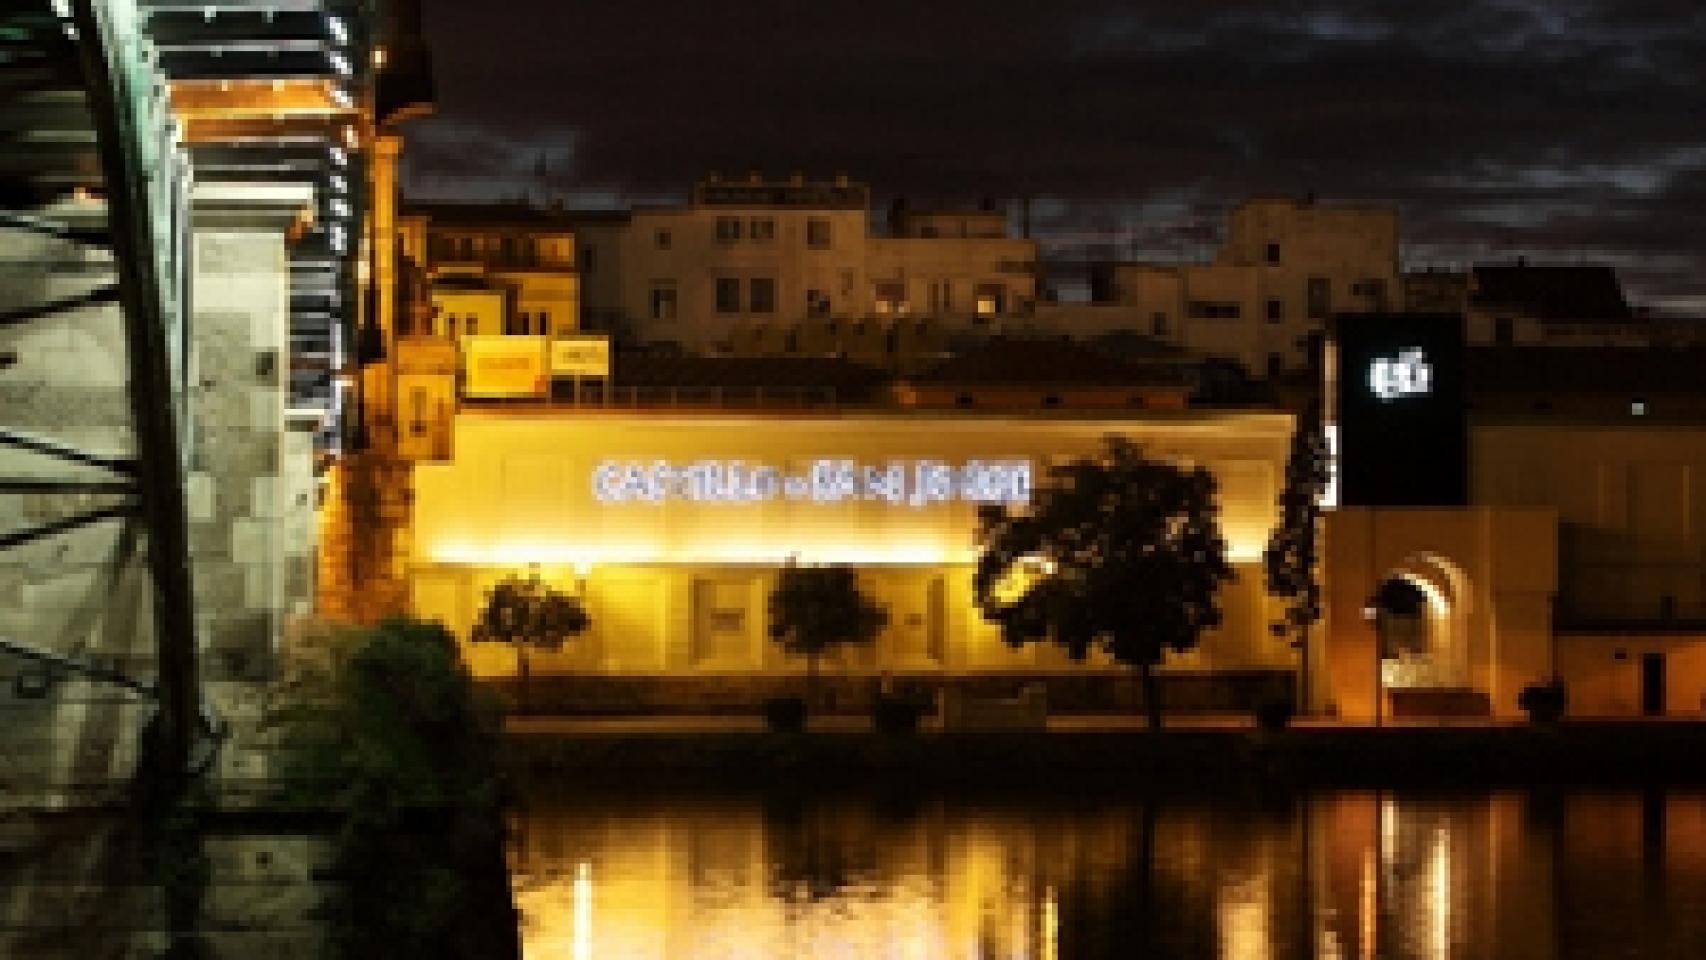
<box><xmin>591</xmin><ymin>458</ymin><xmax>1033</xmax><ymax>506</ymax></box>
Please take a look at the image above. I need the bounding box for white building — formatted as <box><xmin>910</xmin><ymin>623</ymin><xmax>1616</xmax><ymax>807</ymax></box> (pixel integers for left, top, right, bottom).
<box><xmin>1095</xmin><ymin>197</ymin><xmax>1401</xmax><ymax>376</ymax></box>
<box><xmin>571</xmin><ymin>176</ymin><xmax>1038</xmax><ymax>364</ymax></box>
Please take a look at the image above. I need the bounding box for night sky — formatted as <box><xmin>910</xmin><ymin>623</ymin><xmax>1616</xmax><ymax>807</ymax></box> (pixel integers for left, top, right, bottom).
<box><xmin>405</xmin><ymin>0</ymin><xmax>1704</xmax><ymax>311</ymax></box>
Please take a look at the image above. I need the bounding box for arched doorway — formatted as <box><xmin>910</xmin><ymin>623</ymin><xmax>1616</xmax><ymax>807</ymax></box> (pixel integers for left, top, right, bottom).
<box><xmin>1371</xmin><ymin>553</ymin><xmax>1478</xmax><ymax>714</ymax></box>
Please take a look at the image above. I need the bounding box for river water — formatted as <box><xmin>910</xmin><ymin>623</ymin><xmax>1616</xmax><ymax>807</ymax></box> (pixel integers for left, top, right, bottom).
<box><xmin>509</xmin><ymin>787</ymin><xmax>1706</xmax><ymax>959</ymax></box>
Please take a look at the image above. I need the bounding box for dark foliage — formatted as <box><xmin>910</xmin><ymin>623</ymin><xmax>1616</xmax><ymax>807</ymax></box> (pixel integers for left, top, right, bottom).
<box><xmin>270</xmin><ymin>618</ymin><xmax>518</xmax><ymax>960</ymax></box>
<box><xmin>471</xmin><ymin>570</ymin><xmax>590</xmax><ymax>710</ymax></box>
<box><xmin>1265</xmin><ymin>400</ymin><xmax>1330</xmax><ymax>648</ymax></box>
<box><xmin>768</xmin><ymin>563</ymin><xmax>888</xmax><ymax>710</ymax></box>
<box><xmin>973</xmin><ymin>436</ymin><xmax>1232</xmax><ymax>727</ymax></box>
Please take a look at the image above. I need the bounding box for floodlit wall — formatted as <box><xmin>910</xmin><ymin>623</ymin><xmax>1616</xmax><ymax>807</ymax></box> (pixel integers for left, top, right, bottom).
<box><xmin>1322</xmin><ymin>507</ymin><xmax>1557</xmax><ymax>720</ymax></box>
<box><xmin>410</xmin><ymin>410</ymin><xmax>1295</xmax><ymax>677</ymax></box>
<box><xmin>1474</xmin><ymin>424</ymin><xmax>1706</xmax><ymax>623</ymax></box>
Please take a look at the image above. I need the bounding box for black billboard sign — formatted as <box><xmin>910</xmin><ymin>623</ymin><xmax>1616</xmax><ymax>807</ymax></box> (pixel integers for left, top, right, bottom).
<box><xmin>1333</xmin><ymin>313</ymin><xmax>1468</xmax><ymax>507</ymax></box>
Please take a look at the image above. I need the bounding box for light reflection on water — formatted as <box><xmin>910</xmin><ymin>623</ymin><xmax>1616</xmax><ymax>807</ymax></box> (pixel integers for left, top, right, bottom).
<box><xmin>510</xmin><ymin>789</ymin><xmax>1706</xmax><ymax>960</ymax></box>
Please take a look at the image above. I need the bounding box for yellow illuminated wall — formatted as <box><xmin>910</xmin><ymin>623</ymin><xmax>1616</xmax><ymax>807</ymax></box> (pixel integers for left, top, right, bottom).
<box><xmin>411</xmin><ymin>410</ymin><xmax>1295</xmax><ymax>676</ymax></box>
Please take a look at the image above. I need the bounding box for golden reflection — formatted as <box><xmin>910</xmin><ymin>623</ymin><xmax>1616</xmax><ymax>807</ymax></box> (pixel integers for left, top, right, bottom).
<box><xmin>1217</xmin><ymin>872</ymin><xmax>1272</xmax><ymax>960</ymax></box>
<box><xmin>1428</xmin><ymin>830</ymin><xmax>1450</xmax><ymax>960</ymax></box>
<box><xmin>573</xmin><ymin>861</ymin><xmax>591</xmax><ymax>960</ymax></box>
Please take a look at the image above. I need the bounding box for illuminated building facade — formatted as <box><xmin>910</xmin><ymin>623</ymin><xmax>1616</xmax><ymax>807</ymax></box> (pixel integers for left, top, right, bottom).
<box><xmin>409</xmin><ymin>408</ymin><xmax>1298</xmax><ymax>706</ymax></box>
<box><xmin>1094</xmin><ymin>197</ymin><xmax>1401</xmax><ymax>377</ymax></box>
<box><xmin>570</xmin><ymin>175</ymin><xmax>1038</xmax><ymax>369</ymax></box>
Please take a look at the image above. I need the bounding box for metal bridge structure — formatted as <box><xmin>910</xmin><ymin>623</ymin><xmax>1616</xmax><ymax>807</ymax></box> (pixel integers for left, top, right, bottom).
<box><xmin>0</xmin><ymin>0</ymin><xmax>428</xmax><ymax>792</ymax></box>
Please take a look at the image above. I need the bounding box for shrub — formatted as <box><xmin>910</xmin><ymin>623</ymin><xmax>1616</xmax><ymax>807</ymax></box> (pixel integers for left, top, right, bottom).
<box><xmin>1518</xmin><ymin>680</ymin><xmax>1566</xmax><ymax>723</ymax></box>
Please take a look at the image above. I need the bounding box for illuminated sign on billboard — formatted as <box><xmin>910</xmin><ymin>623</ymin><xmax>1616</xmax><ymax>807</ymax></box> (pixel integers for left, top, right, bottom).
<box><xmin>1368</xmin><ymin>348</ymin><xmax>1434</xmax><ymax>401</ymax></box>
<box><xmin>550</xmin><ymin>335</ymin><xmax>612</xmax><ymax>378</ymax></box>
<box><xmin>1334</xmin><ymin>314</ymin><xmax>1466</xmax><ymax>507</ymax></box>
<box><xmin>463</xmin><ymin>336</ymin><xmax>547</xmax><ymax>398</ymax></box>
<box><xmin>592</xmin><ymin>458</ymin><xmax>1033</xmax><ymax>507</ymax></box>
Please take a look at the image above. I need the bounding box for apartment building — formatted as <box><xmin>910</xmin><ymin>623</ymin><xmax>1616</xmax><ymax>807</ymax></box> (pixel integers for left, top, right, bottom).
<box><xmin>572</xmin><ymin>175</ymin><xmax>1038</xmax><ymax>365</ymax></box>
<box><xmin>1095</xmin><ymin>197</ymin><xmax>1400</xmax><ymax>376</ymax></box>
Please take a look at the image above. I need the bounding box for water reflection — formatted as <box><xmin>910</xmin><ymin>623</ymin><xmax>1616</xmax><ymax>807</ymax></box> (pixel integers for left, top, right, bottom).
<box><xmin>511</xmin><ymin>788</ymin><xmax>1706</xmax><ymax>960</ymax></box>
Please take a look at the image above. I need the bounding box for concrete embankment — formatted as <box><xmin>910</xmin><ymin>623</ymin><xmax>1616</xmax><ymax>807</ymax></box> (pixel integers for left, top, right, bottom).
<box><xmin>503</xmin><ymin>721</ymin><xmax>1706</xmax><ymax>789</ymax></box>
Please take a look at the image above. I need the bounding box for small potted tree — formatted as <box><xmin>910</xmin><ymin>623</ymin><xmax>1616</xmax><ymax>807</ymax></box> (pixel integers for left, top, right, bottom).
<box><xmin>766</xmin><ymin>561</ymin><xmax>887</xmax><ymax>732</ymax></box>
<box><xmin>470</xmin><ymin>569</ymin><xmax>590</xmax><ymax>714</ymax></box>
<box><xmin>1518</xmin><ymin>678</ymin><xmax>1567</xmax><ymax>723</ymax></box>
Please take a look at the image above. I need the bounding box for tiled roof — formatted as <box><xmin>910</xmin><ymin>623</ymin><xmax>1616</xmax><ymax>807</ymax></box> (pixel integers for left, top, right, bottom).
<box><xmin>908</xmin><ymin>336</ymin><xmax>1190</xmax><ymax>386</ymax></box>
<box><xmin>1468</xmin><ymin>347</ymin><xmax>1706</xmax><ymax>393</ymax></box>
<box><xmin>1471</xmin><ymin>264</ymin><xmax>1634</xmax><ymax>321</ymax></box>
<box><xmin>614</xmin><ymin>354</ymin><xmax>888</xmax><ymax>392</ymax></box>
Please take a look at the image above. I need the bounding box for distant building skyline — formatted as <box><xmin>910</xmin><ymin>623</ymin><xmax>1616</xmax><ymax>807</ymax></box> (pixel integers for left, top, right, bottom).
<box><xmin>404</xmin><ymin>0</ymin><xmax>1706</xmax><ymax>314</ymax></box>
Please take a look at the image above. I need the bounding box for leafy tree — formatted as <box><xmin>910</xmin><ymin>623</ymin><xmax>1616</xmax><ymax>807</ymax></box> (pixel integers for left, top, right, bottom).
<box><xmin>768</xmin><ymin>562</ymin><xmax>888</xmax><ymax>709</ymax></box>
<box><xmin>264</xmin><ymin>618</ymin><xmax>517</xmax><ymax>959</ymax></box>
<box><xmin>471</xmin><ymin>569</ymin><xmax>590</xmax><ymax>711</ymax></box>
<box><xmin>1264</xmin><ymin>400</ymin><xmax>1331</xmax><ymax>713</ymax></box>
<box><xmin>973</xmin><ymin>436</ymin><xmax>1232</xmax><ymax>728</ymax></box>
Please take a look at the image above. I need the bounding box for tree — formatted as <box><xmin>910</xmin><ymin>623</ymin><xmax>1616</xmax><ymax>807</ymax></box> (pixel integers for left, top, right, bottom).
<box><xmin>768</xmin><ymin>562</ymin><xmax>888</xmax><ymax>710</ymax></box>
<box><xmin>973</xmin><ymin>436</ymin><xmax>1232</xmax><ymax>729</ymax></box>
<box><xmin>1264</xmin><ymin>400</ymin><xmax>1331</xmax><ymax>714</ymax></box>
<box><xmin>264</xmin><ymin>618</ymin><xmax>518</xmax><ymax>959</ymax></box>
<box><xmin>470</xmin><ymin>569</ymin><xmax>590</xmax><ymax>712</ymax></box>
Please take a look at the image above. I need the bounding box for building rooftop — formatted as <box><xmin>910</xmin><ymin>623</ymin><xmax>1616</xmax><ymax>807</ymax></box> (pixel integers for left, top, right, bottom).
<box><xmin>1470</xmin><ymin>264</ymin><xmax>1634</xmax><ymax>322</ymax></box>
<box><xmin>614</xmin><ymin>354</ymin><xmax>890</xmax><ymax>394</ymax></box>
<box><xmin>907</xmin><ymin>336</ymin><xmax>1191</xmax><ymax>387</ymax></box>
<box><xmin>401</xmin><ymin>200</ymin><xmax>580</xmax><ymax>228</ymax></box>
<box><xmin>1468</xmin><ymin>346</ymin><xmax>1706</xmax><ymax>394</ymax></box>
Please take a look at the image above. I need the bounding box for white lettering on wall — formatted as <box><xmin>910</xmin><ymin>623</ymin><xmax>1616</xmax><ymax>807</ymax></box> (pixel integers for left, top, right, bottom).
<box><xmin>592</xmin><ymin>458</ymin><xmax>1033</xmax><ymax>507</ymax></box>
<box><xmin>1368</xmin><ymin>348</ymin><xmax>1434</xmax><ymax>401</ymax></box>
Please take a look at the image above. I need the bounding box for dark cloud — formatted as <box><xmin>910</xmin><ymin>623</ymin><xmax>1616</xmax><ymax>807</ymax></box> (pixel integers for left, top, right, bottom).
<box><xmin>408</xmin><ymin>0</ymin><xmax>1706</xmax><ymax>308</ymax></box>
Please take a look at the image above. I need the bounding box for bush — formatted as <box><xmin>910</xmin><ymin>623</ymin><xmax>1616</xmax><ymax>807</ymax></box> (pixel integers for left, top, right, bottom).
<box><xmin>873</xmin><ymin>695</ymin><xmax>929</xmax><ymax>735</ymax></box>
<box><xmin>1518</xmin><ymin>680</ymin><xmax>1566</xmax><ymax>723</ymax></box>
<box><xmin>1255</xmin><ymin>699</ymin><xmax>1295</xmax><ymax>731</ymax></box>
<box><xmin>763</xmin><ymin>696</ymin><xmax>807</xmax><ymax>732</ymax></box>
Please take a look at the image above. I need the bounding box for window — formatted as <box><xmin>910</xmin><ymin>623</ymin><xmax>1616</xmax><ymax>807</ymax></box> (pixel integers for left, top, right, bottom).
<box><xmin>749</xmin><ymin>277</ymin><xmax>776</xmax><ymax>313</ymax></box>
<box><xmin>1351</xmin><ymin>279</ymin><xmax>1387</xmax><ymax>299</ymax></box>
<box><xmin>750</xmin><ymin>217</ymin><xmax>776</xmax><ymax>242</ymax></box>
<box><xmin>465</xmin><ymin>316</ymin><xmax>479</xmax><ymax>335</ymax></box>
<box><xmin>806</xmin><ymin>217</ymin><xmax>831</xmax><ymax>249</ymax></box>
<box><xmin>715</xmin><ymin>277</ymin><xmax>741</xmax><ymax>313</ymax></box>
<box><xmin>1187</xmin><ymin>301</ymin><xmax>1242</xmax><ymax>320</ymax></box>
<box><xmin>974</xmin><ymin>283</ymin><xmax>1006</xmax><ymax>317</ymax></box>
<box><xmin>1306</xmin><ymin>277</ymin><xmax>1331</xmax><ymax>320</ymax></box>
<box><xmin>806</xmin><ymin>289</ymin><xmax>831</xmax><ymax>317</ymax></box>
<box><xmin>536</xmin><ymin>311</ymin><xmax>551</xmax><ymax>335</ymax></box>
<box><xmin>715</xmin><ymin>216</ymin><xmax>742</xmax><ymax>243</ymax></box>
<box><xmin>1151</xmin><ymin>312</ymin><xmax>1169</xmax><ymax>337</ymax></box>
<box><xmin>509</xmin><ymin>311</ymin><xmax>528</xmax><ymax>335</ymax></box>
<box><xmin>655</xmin><ymin>229</ymin><xmax>672</xmax><ymax>250</ymax></box>
<box><xmin>1265</xmin><ymin>242</ymin><xmax>1281</xmax><ymax>265</ymax></box>
<box><xmin>650</xmin><ymin>284</ymin><xmax>678</xmax><ymax>320</ymax></box>
<box><xmin>874</xmin><ymin>281</ymin><xmax>905</xmax><ymax>315</ymax></box>
<box><xmin>1266</xmin><ymin>299</ymin><xmax>1284</xmax><ymax>323</ymax></box>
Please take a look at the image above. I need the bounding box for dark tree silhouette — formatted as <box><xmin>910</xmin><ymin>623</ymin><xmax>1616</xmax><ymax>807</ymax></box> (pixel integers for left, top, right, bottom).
<box><xmin>471</xmin><ymin>569</ymin><xmax>589</xmax><ymax>711</ymax></box>
<box><xmin>973</xmin><ymin>436</ymin><xmax>1232</xmax><ymax>728</ymax></box>
<box><xmin>1264</xmin><ymin>400</ymin><xmax>1331</xmax><ymax>713</ymax></box>
<box><xmin>768</xmin><ymin>562</ymin><xmax>888</xmax><ymax>710</ymax></box>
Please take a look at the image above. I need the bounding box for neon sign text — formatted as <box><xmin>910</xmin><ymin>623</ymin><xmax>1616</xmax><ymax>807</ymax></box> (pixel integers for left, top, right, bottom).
<box><xmin>1368</xmin><ymin>348</ymin><xmax>1434</xmax><ymax>401</ymax></box>
<box><xmin>592</xmin><ymin>458</ymin><xmax>1033</xmax><ymax>507</ymax></box>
